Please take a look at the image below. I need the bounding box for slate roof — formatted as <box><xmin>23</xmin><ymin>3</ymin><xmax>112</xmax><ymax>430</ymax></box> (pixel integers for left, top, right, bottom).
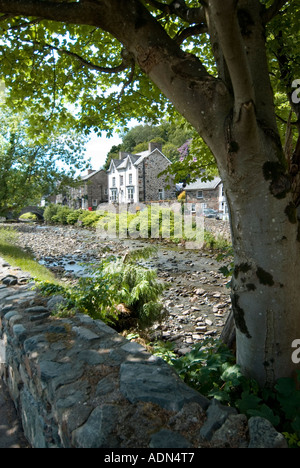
<box><xmin>184</xmin><ymin>176</ymin><xmax>222</xmax><ymax>191</ymax></box>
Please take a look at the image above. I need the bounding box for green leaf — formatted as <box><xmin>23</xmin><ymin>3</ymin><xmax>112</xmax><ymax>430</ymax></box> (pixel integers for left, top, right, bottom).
<box><xmin>236</xmin><ymin>391</ymin><xmax>262</xmax><ymax>415</ymax></box>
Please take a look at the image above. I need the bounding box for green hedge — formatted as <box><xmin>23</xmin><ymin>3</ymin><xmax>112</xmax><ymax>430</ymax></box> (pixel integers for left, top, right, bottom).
<box><xmin>43</xmin><ymin>204</ymin><xmax>230</xmax><ymax>249</ymax></box>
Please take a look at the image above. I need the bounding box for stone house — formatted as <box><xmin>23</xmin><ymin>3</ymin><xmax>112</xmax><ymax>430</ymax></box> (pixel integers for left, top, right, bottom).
<box><xmin>55</xmin><ymin>169</ymin><xmax>108</xmax><ymax>209</ymax></box>
<box><xmin>184</xmin><ymin>176</ymin><xmax>229</xmax><ymax>219</ymax></box>
<box><xmin>107</xmin><ymin>142</ymin><xmax>176</xmax><ymax>204</ymax></box>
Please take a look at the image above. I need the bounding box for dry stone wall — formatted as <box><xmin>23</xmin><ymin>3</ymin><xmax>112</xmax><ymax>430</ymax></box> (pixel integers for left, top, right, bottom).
<box><xmin>204</xmin><ymin>218</ymin><xmax>231</xmax><ymax>243</ymax></box>
<box><xmin>0</xmin><ymin>257</ymin><xmax>287</xmax><ymax>449</ymax></box>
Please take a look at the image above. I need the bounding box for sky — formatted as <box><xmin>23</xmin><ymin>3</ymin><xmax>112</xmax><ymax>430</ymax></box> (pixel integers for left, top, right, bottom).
<box><xmin>84</xmin><ymin>131</ymin><xmax>123</xmax><ymax>170</ymax></box>
<box><xmin>83</xmin><ymin>118</ymin><xmax>140</xmax><ymax>171</ymax></box>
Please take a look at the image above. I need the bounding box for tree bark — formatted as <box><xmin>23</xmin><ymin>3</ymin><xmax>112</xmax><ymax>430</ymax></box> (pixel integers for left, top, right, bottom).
<box><xmin>225</xmin><ymin>147</ymin><xmax>300</xmax><ymax>387</ymax></box>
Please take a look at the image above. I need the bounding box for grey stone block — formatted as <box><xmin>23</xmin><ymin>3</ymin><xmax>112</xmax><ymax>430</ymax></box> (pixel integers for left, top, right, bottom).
<box><xmin>150</xmin><ymin>429</ymin><xmax>192</xmax><ymax>448</ymax></box>
<box><xmin>72</xmin><ymin>405</ymin><xmax>119</xmax><ymax>448</ymax></box>
<box><xmin>120</xmin><ymin>361</ymin><xmax>209</xmax><ymax>412</ymax></box>
<box><xmin>199</xmin><ymin>398</ymin><xmax>237</xmax><ymax>440</ymax></box>
<box><xmin>248</xmin><ymin>416</ymin><xmax>288</xmax><ymax>448</ymax></box>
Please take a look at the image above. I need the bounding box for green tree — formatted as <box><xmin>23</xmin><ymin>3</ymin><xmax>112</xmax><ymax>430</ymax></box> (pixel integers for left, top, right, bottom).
<box><xmin>105</xmin><ymin>119</ymin><xmax>194</xmax><ymax>168</ymax></box>
<box><xmin>0</xmin><ymin>0</ymin><xmax>299</xmax><ymax>387</ymax></box>
<box><xmin>0</xmin><ymin>109</ymin><xmax>89</xmax><ymax>216</ymax></box>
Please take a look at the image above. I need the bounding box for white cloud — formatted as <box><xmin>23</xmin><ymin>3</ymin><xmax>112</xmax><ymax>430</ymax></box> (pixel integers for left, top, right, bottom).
<box><xmin>84</xmin><ymin>119</ymin><xmax>140</xmax><ymax>170</ymax></box>
<box><xmin>85</xmin><ymin>131</ymin><xmax>122</xmax><ymax>169</ymax></box>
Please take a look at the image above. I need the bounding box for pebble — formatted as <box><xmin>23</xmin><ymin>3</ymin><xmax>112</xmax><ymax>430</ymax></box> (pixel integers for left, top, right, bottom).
<box><xmin>7</xmin><ymin>224</ymin><xmax>232</xmax><ymax>353</ymax></box>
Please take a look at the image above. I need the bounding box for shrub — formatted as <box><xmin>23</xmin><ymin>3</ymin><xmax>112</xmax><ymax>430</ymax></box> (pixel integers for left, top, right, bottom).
<box><xmin>19</xmin><ymin>213</ymin><xmax>37</xmax><ymax>220</ymax></box>
<box><xmin>79</xmin><ymin>211</ymin><xmax>103</xmax><ymax>227</ymax></box>
<box><xmin>66</xmin><ymin>209</ymin><xmax>84</xmax><ymax>225</ymax></box>
<box><xmin>51</xmin><ymin>206</ymin><xmax>72</xmax><ymax>225</ymax></box>
<box><xmin>73</xmin><ymin>247</ymin><xmax>165</xmax><ymax>329</ymax></box>
<box><xmin>43</xmin><ymin>204</ymin><xmax>60</xmax><ymax>223</ymax></box>
<box><xmin>40</xmin><ymin>247</ymin><xmax>165</xmax><ymax>330</ymax></box>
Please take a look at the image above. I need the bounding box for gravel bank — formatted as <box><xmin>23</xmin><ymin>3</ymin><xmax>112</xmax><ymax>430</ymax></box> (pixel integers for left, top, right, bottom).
<box><xmin>10</xmin><ymin>223</ymin><xmax>231</xmax><ymax>355</ymax></box>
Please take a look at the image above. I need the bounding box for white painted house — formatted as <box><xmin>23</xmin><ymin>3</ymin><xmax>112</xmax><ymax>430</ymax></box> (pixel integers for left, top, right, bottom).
<box><xmin>107</xmin><ymin>142</ymin><xmax>176</xmax><ymax>204</ymax></box>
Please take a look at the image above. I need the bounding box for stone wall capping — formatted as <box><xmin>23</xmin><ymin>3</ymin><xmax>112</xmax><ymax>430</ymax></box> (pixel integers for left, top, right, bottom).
<box><xmin>0</xmin><ymin>256</ymin><xmax>287</xmax><ymax>448</ymax></box>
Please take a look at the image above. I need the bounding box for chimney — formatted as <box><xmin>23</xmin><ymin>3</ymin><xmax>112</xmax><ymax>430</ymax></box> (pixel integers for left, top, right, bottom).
<box><xmin>148</xmin><ymin>142</ymin><xmax>162</xmax><ymax>153</ymax></box>
<box><xmin>119</xmin><ymin>151</ymin><xmax>129</xmax><ymax>160</ymax></box>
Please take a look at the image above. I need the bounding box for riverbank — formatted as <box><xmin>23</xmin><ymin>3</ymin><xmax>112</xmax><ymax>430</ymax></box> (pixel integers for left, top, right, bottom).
<box><xmin>6</xmin><ymin>223</ymin><xmax>232</xmax><ymax>356</ymax></box>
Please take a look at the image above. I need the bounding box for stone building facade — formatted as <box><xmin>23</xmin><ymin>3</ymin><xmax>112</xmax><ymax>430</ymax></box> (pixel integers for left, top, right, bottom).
<box><xmin>55</xmin><ymin>169</ymin><xmax>108</xmax><ymax>209</ymax></box>
<box><xmin>184</xmin><ymin>177</ymin><xmax>229</xmax><ymax>219</ymax></box>
<box><xmin>107</xmin><ymin>142</ymin><xmax>176</xmax><ymax>204</ymax></box>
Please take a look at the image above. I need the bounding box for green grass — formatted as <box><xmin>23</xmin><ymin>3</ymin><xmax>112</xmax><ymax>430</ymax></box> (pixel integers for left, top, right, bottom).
<box><xmin>0</xmin><ymin>227</ymin><xmax>60</xmax><ymax>283</ymax></box>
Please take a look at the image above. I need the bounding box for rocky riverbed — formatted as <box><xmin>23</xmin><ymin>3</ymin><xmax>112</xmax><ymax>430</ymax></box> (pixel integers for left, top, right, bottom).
<box><xmin>11</xmin><ymin>223</ymin><xmax>232</xmax><ymax>356</ymax></box>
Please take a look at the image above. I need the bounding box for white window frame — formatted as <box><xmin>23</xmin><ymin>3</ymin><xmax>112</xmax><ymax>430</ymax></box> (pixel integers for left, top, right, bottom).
<box><xmin>127</xmin><ymin>187</ymin><xmax>134</xmax><ymax>201</ymax></box>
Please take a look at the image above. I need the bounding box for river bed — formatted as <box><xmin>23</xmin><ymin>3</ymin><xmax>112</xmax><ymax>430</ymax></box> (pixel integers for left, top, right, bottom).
<box><xmin>11</xmin><ymin>223</ymin><xmax>232</xmax><ymax>355</ymax></box>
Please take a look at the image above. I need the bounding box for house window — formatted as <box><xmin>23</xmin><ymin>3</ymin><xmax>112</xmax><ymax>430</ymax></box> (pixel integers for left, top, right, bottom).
<box><xmin>197</xmin><ymin>190</ymin><xmax>203</xmax><ymax>199</ymax></box>
<box><xmin>92</xmin><ymin>199</ymin><xmax>97</xmax><ymax>207</ymax></box>
<box><xmin>128</xmin><ymin>187</ymin><xmax>134</xmax><ymax>201</ymax></box>
<box><xmin>191</xmin><ymin>204</ymin><xmax>196</xmax><ymax>213</ymax></box>
<box><xmin>104</xmin><ymin>188</ymin><xmax>108</xmax><ymax>195</ymax></box>
<box><xmin>129</xmin><ymin>173</ymin><xmax>132</xmax><ymax>184</ymax></box>
<box><xmin>120</xmin><ymin>175</ymin><xmax>124</xmax><ymax>185</ymax></box>
<box><xmin>111</xmin><ymin>190</ymin><xmax>117</xmax><ymax>202</ymax></box>
<box><xmin>112</xmin><ymin>177</ymin><xmax>116</xmax><ymax>187</ymax></box>
<box><xmin>158</xmin><ymin>189</ymin><xmax>164</xmax><ymax>200</ymax></box>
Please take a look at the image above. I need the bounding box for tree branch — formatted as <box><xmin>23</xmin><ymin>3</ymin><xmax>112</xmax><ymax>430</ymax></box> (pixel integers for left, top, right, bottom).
<box><xmin>35</xmin><ymin>41</ymin><xmax>133</xmax><ymax>74</ymax></box>
<box><xmin>175</xmin><ymin>24</ymin><xmax>208</xmax><ymax>45</ymax></box>
<box><xmin>146</xmin><ymin>0</ymin><xmax>206</xmax><ymax>25</ymax></box>
<box><xmin>0</xmin><ymin>1</ymin><xmax>99</xmax><ymax>27</ymax></box>
<box><xmin>209</xmin><ymin>0</ymin><xmax>255</xmax><ymax>118</ymax></box>
<box><xmin>262</xmin><ymin>0</ymin><xmax>289</xmax><ymax>24</ymax></box>
<box><xmin>117</xmin><ymin>60</ymin><xmax>136</xmax><ymax>114</ymax></box>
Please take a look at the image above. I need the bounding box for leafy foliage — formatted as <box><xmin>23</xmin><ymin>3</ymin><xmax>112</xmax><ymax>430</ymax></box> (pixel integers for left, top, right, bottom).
<box><xmin>169</xmin><ymin>337</ymin><xmax>300</xmax><ymax>444</ymax></box>
<box><xmin>38</xmin><ymin>247</ymin><xmax>165</xmax><ymax>330</ymax></box>
<box><xmin>0</xmin><ymin>109</ymin><xmax>90</xmax><ymax>216</ymax></box>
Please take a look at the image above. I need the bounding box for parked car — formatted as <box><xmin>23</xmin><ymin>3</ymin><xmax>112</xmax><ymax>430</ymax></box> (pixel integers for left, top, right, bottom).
<box><xmin>203</xmin><ymin>208</ymin><xmax>220</xmax><ymax>219</ymax></box>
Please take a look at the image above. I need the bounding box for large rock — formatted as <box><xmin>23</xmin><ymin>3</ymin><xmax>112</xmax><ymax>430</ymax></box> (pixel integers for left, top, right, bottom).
<box><xmin>199</xmin><ymin>398</ymin><xmax>237</xmax><ymax>440</ymax></box>
<box><xmin>248</xmin><ymin>416</ymin><xmax>288</xmax><ymax>448</ymax></box>
<box><xmin>120</xmin><ymin>358</ymin><xmax>210</xmax><ymax>412</ymax></box>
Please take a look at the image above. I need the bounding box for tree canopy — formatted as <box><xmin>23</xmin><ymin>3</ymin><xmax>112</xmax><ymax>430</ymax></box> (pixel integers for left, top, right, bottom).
<box><xmin>0</xmin><ymin>108</ymin><xmax>90</xmax><ymax>216</ymax></box>
<box><xmin>0</xmin><ymin>1</ymin><xmax>298</xmax><ymax>183</ymax></box>
<box><xmin>0</xmin><ymin>2</ymin><xmax>297</xmax><ymax>172</ymax></box>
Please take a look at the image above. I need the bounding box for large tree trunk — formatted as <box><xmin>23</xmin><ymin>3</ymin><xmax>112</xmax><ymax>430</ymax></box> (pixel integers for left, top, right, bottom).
<box><xmin>219</xmin><ymin>134</ymin><xmax>300</xmax><ymax>387</ymax></box>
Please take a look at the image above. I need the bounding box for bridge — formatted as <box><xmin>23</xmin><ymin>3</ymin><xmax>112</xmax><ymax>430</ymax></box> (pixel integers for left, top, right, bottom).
<box><xmin>18</xmin><ymin>206</ymin><xmax>44</xmax><ymax>221</ymax></box>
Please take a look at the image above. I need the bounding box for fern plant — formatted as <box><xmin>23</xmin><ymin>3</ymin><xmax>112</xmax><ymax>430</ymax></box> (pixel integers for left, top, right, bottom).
<box><xmin>68</xmin><ymin>246</ymin><xmax>165</xmax><ymax>329</ymax></box>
